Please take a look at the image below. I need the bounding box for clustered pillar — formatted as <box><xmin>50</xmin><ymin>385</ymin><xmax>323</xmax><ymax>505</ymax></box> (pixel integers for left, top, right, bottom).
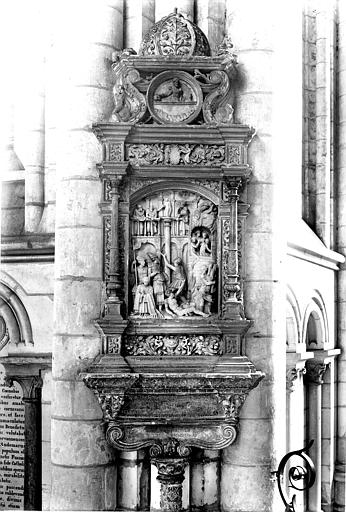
<box><xmin>50</xmin><ymin>2</ymin><xmax>124</xmax><ymax>509</ymax></box>
<box><xmin>336</xmin><ymin>2</ymin><xmax>346</xmax><ymax>510</ymax></box>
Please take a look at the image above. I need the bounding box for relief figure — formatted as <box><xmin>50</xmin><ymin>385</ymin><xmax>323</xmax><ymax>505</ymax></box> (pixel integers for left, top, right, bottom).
<box><xmin>192</xmin><ymin>264</ymin><xmax>217</xmax><ymax>314</ymax></box>
<box><xmin>161</xmin><ymin>254</ymin><xmax>186</xmax><ymax>299</ymax></box>
<box><xmin>165</xmin><ymin>291</ymin><xmax>209</xmax><ymax>318</ymax></box>
<box><xmin>132</xmin><ymin>204</ymin><xmax>146</xmax><ymax>235</ymax></box>
<box><xmin>148</xmin><ymin>255</ymin><xmax>167</xmax><ymax>311</ymax></box>
<box><xmin>146</xmin><ymin>205</ymin><xmax>159</xmax><ymax>235</ymax></box>
<box><xmin>177</xmin><ymin>203</ymin><xmax>190</xmax><ymax>235</ymax></box>
<box><xmin>110</xmin><ymin>84</ymin><xmax>131</xmax><ymax>122</ymax></box>
<box><xmin>199</xmin><ymin>231</ymin><xmax>212</xmax><ymax>256</ymax></box>
<box><xmin>154</xmin><ymin>78</ymin><xmax>192</xmax><ymax>103</ymax></box>
<box><xmin>133</xmin><ymin>277</ymin><xmax>160</xmax><ymax>317</ymax></box>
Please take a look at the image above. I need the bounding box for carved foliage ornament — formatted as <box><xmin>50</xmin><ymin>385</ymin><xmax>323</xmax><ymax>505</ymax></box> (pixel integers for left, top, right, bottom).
<box><xmin>97</xmin><ymin>393</ymin><xmax>125</xmax><ymax>421</ymax></box>
<box><xmin>124</xmin><ymin>334</ymin><xmax>222</xmax><ymax>356</ymax></box>
<box><xmin>127</xmin><ymin>143</ymin><xmax>225</xmax><ymax>166</ymax></box>
<box><xmin>139</xmin><ymin>11</ymin><xmax>211</xmax><ymax>57</ymax></box>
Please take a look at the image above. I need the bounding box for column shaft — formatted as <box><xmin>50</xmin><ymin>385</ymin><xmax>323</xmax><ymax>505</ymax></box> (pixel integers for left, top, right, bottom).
<box><xmin>307</xmin><ymin>383</ymin><xmax>323</xmax><ymax>512</ymax></box>
<box><xmin>315</xmin><ymin>5</ymin><xmax>332</xmax><ymax>246</ymax></box>
<box><xmin>221</xmin><ymin>1</ymin><xmax>293</xmax><ymax>510</ymax></box>
<box><xmin>336</xmin><ymin>1</ymin><xmax>346</xmax><ymax>510</ymax></box>
<box><xmin>51</xmin><ymin>2</ymin><xmax>123</xmax><ymax>510</ymax></box>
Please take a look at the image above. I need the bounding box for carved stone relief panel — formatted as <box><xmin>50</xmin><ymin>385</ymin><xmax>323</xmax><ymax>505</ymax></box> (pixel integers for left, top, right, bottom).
<box><xmin>126</xmin><ymin>143</ymin><xmax>225</xmax><ymax>166</ymax></box>
<box><xmin>129</xmin><ymin>189</ymin><xmax>218</xmax><ymax>318</ymax></box>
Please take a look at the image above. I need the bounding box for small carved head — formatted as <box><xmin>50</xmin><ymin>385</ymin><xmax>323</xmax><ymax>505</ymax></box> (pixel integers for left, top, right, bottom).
<box><xmin>142</xmin><ymin>276</ymin><xmax>150</xmax><ymax>286</ymax></box>
<box><xmin>137</xmin><ymin>256</ymin><xmax>146</xmax><ymax>267</ymax></box>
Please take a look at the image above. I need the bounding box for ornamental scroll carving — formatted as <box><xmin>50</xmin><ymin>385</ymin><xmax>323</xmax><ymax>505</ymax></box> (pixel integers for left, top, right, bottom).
<box><xmin>127</xmin><ymin>143</ymin><xmax>225</xmax><ymax>166</ymax></box>
<box><xmin>124</xmin><ymin>334</ymin><xmax>222</xmax><ymax>356</ymax></box>
<box><xmin>110</xmin><ymin>69</ymin><xmax>146</xmax><ymax>124</ymax></box>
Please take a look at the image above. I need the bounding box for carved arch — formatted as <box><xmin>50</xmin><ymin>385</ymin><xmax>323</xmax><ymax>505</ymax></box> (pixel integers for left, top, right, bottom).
<box><xmin>302</xmin><ymin>291</ymin><xmax>328</xmax><ymax>350</ymax></box>
<box><xmin>286</xmin><ymin>286</ymin><xmax>302</xmax><ymax>350</ymax></box>
<box><xmin>130</xmin><ymin>179</ymin><xmax>220</xmax><ymax>206</ymax></box>
<box><xmin>0</xmin><ymin>281</ymin><xmax>33</xmax><ymax>350</ymax></box>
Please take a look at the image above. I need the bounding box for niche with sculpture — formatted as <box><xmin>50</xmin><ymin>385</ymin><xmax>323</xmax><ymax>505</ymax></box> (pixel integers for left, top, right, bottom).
<box><xmin>130</xmin><ymin>190</ymin><xmax>218</xmax><ymax>319</ymax></box>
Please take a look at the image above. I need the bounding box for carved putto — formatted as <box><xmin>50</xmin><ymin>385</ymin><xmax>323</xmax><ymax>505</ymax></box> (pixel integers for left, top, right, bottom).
<box><xmin>130</xmin><ymin>190</ymin><xmax>218</xmax><ymax>318</ymax></box>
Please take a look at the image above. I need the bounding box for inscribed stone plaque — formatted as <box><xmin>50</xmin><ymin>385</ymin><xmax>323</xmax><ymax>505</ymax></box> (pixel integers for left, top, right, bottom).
<box><xmin>0</xmin><ymin>366</ymin><xmax>25</xmax><ymax>510</ymax></box>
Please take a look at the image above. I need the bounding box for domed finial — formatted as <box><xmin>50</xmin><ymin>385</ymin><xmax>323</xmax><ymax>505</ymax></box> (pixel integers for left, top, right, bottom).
<box><xmin>139</xmin><ymin>11</ymin><xmax>211</xmax><ymax>57</ymax></box>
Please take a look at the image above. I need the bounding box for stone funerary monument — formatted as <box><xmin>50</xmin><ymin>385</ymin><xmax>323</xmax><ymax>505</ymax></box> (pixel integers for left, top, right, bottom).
<box><xmin>83</xmin><ymin>11</ymin><xmax>263</xmax><ymax>512</ymax></box>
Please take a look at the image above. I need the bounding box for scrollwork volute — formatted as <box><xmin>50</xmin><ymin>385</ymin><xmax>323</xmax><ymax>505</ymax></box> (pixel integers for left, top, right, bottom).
<box><xmin>202</xmin><ymin>69</ymin><xmax>236</xmax><ymax>125</ymax></box>
<box><xmin>110</xmin><ymin>69</ymin><xmax>146</xmax><ymax>124</ymax></box>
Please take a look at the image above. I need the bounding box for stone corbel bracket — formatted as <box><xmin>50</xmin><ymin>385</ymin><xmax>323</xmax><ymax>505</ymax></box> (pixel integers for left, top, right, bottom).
<box><xmin>82</xmin><ymin>368</ymin><xmax>263</xmax><ymax>453</ymax></box>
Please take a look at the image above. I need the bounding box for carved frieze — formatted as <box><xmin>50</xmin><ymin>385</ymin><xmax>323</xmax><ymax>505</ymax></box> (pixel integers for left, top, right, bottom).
<box><xmin>124</xmin><ymin>334</ymin><xmax>222</xmax><ymax>356</ymax></box>
<box><xmin>127</xmin><ymin>143</ymin><xmax>225</xmax><ymax>166</ymax></box>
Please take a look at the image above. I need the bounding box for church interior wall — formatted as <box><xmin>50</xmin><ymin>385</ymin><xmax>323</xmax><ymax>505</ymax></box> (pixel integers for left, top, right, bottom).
<box><xmin>1</xmin><ymin>1</ymin><xmax>346</xmax><ymax>511</ymax></box>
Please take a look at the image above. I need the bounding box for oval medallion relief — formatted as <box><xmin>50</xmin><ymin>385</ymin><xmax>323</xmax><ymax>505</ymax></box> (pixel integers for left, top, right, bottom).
<box><xmin>147</xmin><ymin>71</ymin><xmax>203</xmax><ymax>124</ymax></box>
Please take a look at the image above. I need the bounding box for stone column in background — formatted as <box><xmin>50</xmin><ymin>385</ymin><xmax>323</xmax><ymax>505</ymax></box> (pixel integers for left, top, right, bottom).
<box><xmin>195</xmin><ymin>0</ymin><xmax>226</xmax><ymax>53</ymax></box>
<box><xmin>124</xmin><ymin>0</ymin><xmax>155</xmax><ymax>53</ymax></box>
<box><xmin>305</xmin><ymin>359</ymin><xmax>327</xmax><ymax>512</ymax></box>
<box><xmin>155</xmin><ymin>0</ymin><xmax>194</xmax><ymax>22</ymax></box>
<box><xmin>13</xmin><ymin>1</ymin><xmax>46</xmax><ymax>234</ymax></box>
<box><xmin>336</xmin><ymin>1</ymin><xmax>346</xmax><ymax>510</ymax></box>
<box><xmin>220</xmin><ymin>2</ymin><xmax>302</xmax><ymax>511</ymax></box>
<box><xmin>50</xmin><ymin>1</ymin><xmax>124</xmax><ymax>509</ymax></box>
<box><xmin>315</xmin><ymin>4</ymin><xmax>332</xmax><ymax>247</ymax></box>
